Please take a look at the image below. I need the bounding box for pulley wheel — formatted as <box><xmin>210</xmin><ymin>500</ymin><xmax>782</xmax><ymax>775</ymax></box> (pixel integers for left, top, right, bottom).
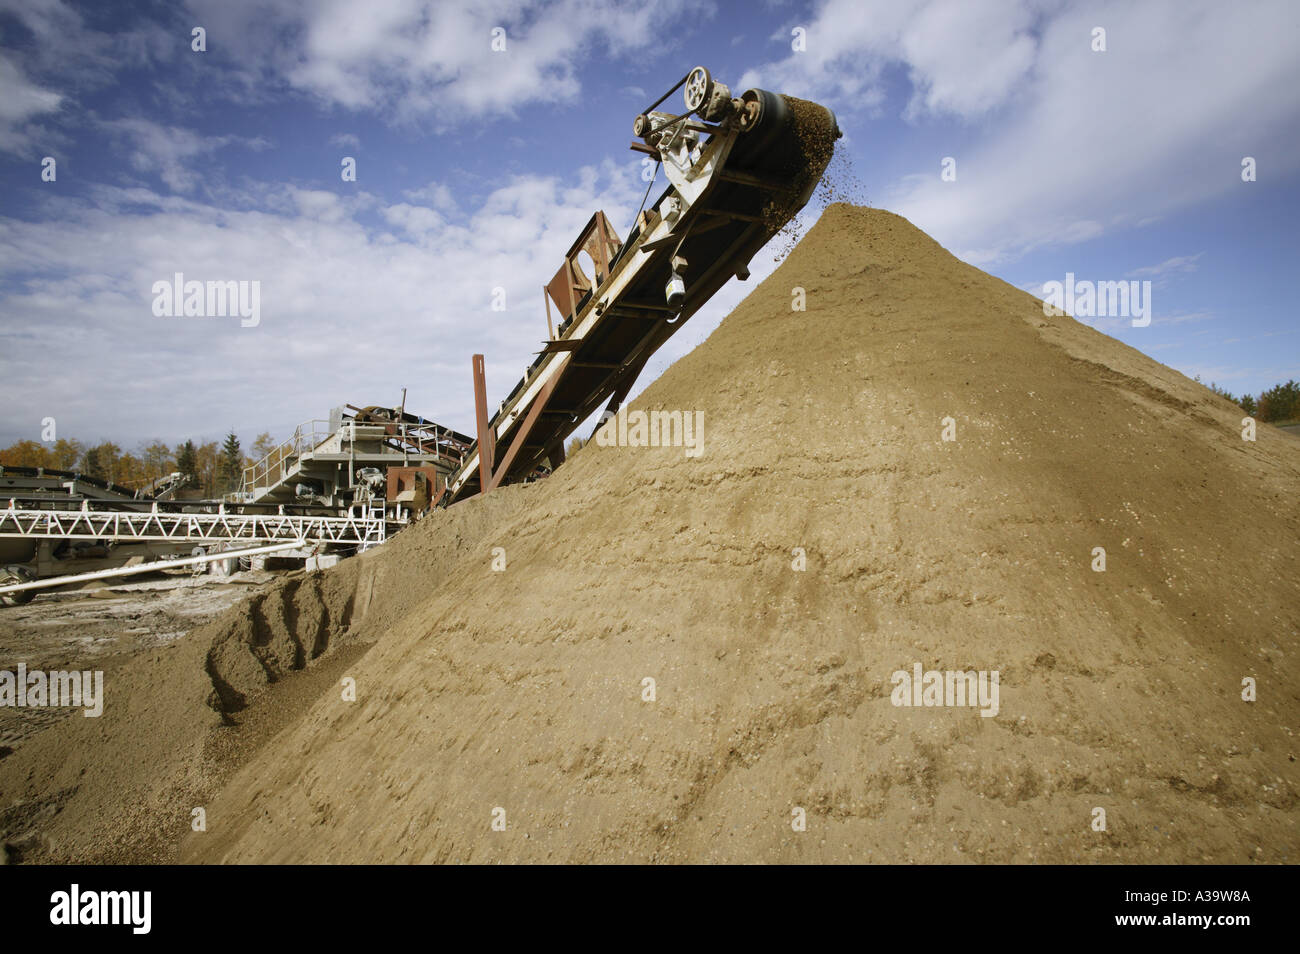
<box><xmin>683</xmin><ymin>66</ymin><xmax>713</xmax><ymax>114</ymax></box>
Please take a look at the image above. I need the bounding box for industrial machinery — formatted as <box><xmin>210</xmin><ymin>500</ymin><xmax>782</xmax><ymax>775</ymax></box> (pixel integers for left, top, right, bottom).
<box><xmin>0</xmin><ymin>464</ymin><xmax>194</xmax><ymax>581</ymax></box>
<box><xmin>0</xmin><ymin>402</ymin><xmax>470</xmax><ymax>602</ymax></box>
<box><xmin>1</xmin><ymin>67</ymin><xmax>838</xmax><ymax>603</ymax></box>
<box><xmin>440</xmin><ymin>67</ymin><xmax>839</xmax><ymax>503</ymax></box>
<box><xmin>231</xmin><ymin>404</ymin><xmax>470</xmax><ymax>511</ymax></box>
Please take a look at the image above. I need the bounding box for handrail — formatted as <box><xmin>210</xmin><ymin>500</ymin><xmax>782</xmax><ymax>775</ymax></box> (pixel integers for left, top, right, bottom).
<box><xmin>236</xmin><ymin>416</ymin><xmax>470</xmax><ymax>501</ymax></box>
<box><xmin>240</xmin><ymin>419</ymin><xmax>332</xmax><ymax>495</ymax></box>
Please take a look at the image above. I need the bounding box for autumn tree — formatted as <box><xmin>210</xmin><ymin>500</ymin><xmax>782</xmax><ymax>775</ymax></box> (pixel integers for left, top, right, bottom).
<box><xmin>140</xmin><ymin>440</ymin><xmax>174</xmax><ymax>481</ymax></box>
<box><xmin>195</xmin><ymin>441</ymin><xmax>220</xmax><ymax>497</ymax></box>
<box><xmin>251</xmin><ymin>432</ymin><xmax>277</xmax><ymax>462</ymax></box>
<box><xmin>115</xmin><ymin>451</ymin><xmax>148</xmax><ymax>489</ymax></box>
<box><xmin>51</xmin><ymin>438</ymin><xmax>84</xmax><ymax>470</ymax></box>
<box><xmin>0</xmin><ymin>440</ymin><xmax>49</xmax><ymax>468</ymax></box>
<box><xmin>93</xmin><ymin>442</ymin><xmax>123</xmax><ymax>483</ymax></box>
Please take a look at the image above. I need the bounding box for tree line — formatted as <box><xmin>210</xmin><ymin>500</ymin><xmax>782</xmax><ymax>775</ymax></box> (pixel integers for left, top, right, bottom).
<box><xmin>1203</xmin><ymin>378</ymin><xmax>1300</xmax><ymax>423</ymax></box>
<box><xmin>0</xmin><ymin>431</ymin><xmax>280</xmax><ymax>497</ymax></box>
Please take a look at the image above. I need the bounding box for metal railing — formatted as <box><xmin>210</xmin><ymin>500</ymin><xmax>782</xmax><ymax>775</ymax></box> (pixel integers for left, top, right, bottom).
<box><xmin>235</xmin><ymin>416</ymin><xmax>469</xmax><ymax>503</ymax></box>
<box><xmin>238</xmin><ymin>419</ymin><xmax>335</xmax><ymax>500</ymax></box>
<box><xmin>0</xmin><ymin>500</ymin><xmax>387</xmax><ymax>545</ymax></box>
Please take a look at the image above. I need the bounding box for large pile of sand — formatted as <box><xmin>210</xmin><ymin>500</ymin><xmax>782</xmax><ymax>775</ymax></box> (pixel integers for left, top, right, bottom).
<box><xmin>5</xmin><ymin>205</ymin><xmax>1296</xmax><ymax>863</ymax></box>
<box><xmin>0</xmin><ymin>494</ymin><xmax>525</xmax><ymax>862</ymax></box>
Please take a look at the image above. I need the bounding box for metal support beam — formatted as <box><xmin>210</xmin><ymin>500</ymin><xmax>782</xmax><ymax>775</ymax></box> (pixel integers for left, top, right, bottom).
<box><xmin>0</xmin><ymin>539</ymin><xmax>308</xmax><ymax>596</ymax></box>
<box><xmin>716</xmin><ymin>168</ymin><xmax>788</xmax><ymax>191</ymax></box>
<box><xmin>536</xmin><ymin>339</ymin><xmax>584</xmax><ymax>354</ymax></box>
<box><xmin>486</xmin><ymin>354</ymin><xmax>571</xmax><ymax>492</ymax></box>
<box><xmin>472</xmin><ymin>353</ymin><xmax>494</xmax><ymax>494</ymax></box>
<box><xmin>0</xmin><ymin>505</ymin><xmax>386</xmax><ymax>545</ymax></box>
<box><xmin>440</xmin><ymin>69</ymin><xmax>835</xmax><ymax>506</ymax></box>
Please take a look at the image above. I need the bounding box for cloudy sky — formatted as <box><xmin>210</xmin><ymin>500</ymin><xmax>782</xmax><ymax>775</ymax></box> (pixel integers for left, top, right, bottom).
<box><xmin>1</xmin><ymin>0</ymin><xmax>1297</xmax><ymax>450</ymax></box>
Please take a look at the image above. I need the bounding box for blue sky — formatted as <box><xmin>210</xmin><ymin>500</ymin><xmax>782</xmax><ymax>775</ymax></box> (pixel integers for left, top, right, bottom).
<box><xmin>1</xmin><ymin>0</ymin><xmax>1297</xmax><ymax>450</ymax></box>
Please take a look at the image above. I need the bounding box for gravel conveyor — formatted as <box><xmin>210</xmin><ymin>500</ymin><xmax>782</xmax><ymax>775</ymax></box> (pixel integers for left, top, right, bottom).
<box><xmin>442</xmin><ymin>67</ymin><xmax>839</xmax><ymax>504</ymax></box>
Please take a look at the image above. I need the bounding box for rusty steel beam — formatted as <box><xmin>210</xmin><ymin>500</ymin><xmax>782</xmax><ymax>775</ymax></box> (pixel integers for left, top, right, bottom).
<box><xmin>472</xmin><ymin>354</ymin><xmax>494</xmax><ymax>495</ymax></box>
<box><xmin>487</xmin><ymin>354</ymin><xmax>571</xmax><ymax>492</ymax></box>
<box><xmin>439</xmin><ymin>70</ymin><xmax>839</xmax><ymax>507</ymax></box>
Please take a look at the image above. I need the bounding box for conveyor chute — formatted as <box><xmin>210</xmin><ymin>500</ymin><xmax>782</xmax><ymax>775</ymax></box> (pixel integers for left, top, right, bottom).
<box><xmin>442</xmin><ymin>67</ymin><xmax>840</xmax><ymax>504</ymax></box>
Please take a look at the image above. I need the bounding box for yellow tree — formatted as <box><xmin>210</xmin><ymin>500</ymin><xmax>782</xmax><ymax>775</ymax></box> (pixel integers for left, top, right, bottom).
<box><xmin>52</xmin><ymin>438</ymin><xmax>84</xmax><ymax>470</ymax></box>
<box><xmin>0</xmin><ymin>440</ymin><xmax>52</xmax><ymax>467</ymax></box>
<box><xmin>96</xmin><ymin>442</ymin><xmax>123</xmax><ymax>484</ymax></box>
<box><xmin>195</xmin><ymin>441</ymin><xmax>220</xmax><ymax>497</ymax></box>
<box><xmin>140</xmin><ymin>441</ymin><xmax>174</xmax><ymax>481</ymax></box>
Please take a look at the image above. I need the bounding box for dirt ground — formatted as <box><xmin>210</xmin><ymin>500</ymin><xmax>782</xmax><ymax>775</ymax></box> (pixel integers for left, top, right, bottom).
<box><xmin>0</xmin><ymin>573</ymin><xmax>272</xmax><ymax>752</ymax></box>
<box><xmin>2</xmin><ymin>204</ymin><xmax>1297</xmax><ymax>864</ymax></box>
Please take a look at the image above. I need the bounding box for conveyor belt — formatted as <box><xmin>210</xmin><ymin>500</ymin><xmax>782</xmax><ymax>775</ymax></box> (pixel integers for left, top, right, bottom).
<box><xmin>443</xmin><ymin>73</ymin><xmax>839</xmax><ymax>504</ymax></box>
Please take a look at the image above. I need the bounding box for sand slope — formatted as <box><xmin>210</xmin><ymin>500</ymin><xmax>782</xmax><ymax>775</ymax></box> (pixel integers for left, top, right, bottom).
<box><xmin>167</xmin><ymin>205</ymin><xmax>1299</xmax><ymax>864</ymax></box>
<box><xmin>4</xmin><ymin>205</ymin><xmax>1293</xmax><ymax>864</ymax></box>
<box><xmin>0</xmin><ymin>490</ymin><xmax>526</xmax><ymax>862</ymax></box>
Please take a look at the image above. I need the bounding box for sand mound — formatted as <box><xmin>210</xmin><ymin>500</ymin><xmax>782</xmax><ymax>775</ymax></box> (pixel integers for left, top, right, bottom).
<box><xmin>170</xmin><ymin>205</ymin><xmax>1298</xmax><ymax>864</ymax></box>
<box><xmin>6</xmin><ymin>205</ymin><xmax>1296</xmax><ymax>864</ymax></box>
<box><xmin>0</xmin><ymin>491</ymin><xmax>527</xmax><ymax>862</ymax></box>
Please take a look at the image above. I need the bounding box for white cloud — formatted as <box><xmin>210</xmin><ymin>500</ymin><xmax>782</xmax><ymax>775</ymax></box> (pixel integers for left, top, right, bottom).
<box><xmin>403</xmin><ymin>181</ymin><xmax>458</xmax><ymax>212</ymax></box>
<box><xmin>0</xmin><ymin>55</ymin><xmax>62</xmax><ymax>123</ymax></box>
<box><xmin>329</xmin><ymin>132</ymin><xmax>361</xmax><ymax>150</ymax></box>
<box><xmin>289</xmin><ymin>187</ymin><xmax>353</xmax><ymax>222</ymax></box>
<box><xmin>1127</xmin><ymin>254</ymin><xmax>1204</xmax><ymax>279</ymax></box>
<box><xmin>740</xmin><ymin>0</ymin><xmax>1300</xmax><ymax>266</ymax></box>
<box><xmin>382</xmin><ymin>202</ymin><xmax>447</xmax><ymax>235</ymax></box>
<box><xmin>0</xmin><ymin>0</ymin><xmax>177</xmax><ymax>86</ymax></box>
<box><xmin>739</xmin><ymin>0</ymin><xmax>1041</xmax><ymax>120</ymax></box>
<box><xmin>738</xmin><ymin>0</ymin><xmax>1039</xmax><ymax>120</ymax></box>
<box><xmin>0</xmin><ymin>159</ymin><xmax>645</xmax><ymax>445</ymax></box>
<box><xmin>895</xmin><ymin>0</ymin><xmax>1038</xmax><ymax>119</ymax></box>
<box><xmin>184</xmin><ymin>0</ymin><xmax>704</xmax><ymax>124</ymax></box>
<box><xmin>0</xmin><ymin>55</ymin><xmax>63</xmax><ymax>155</ymax></box>
<box><xmin>101</xmin><ymin>118</ymin><xmax>269</xmax><ymax>193</ymax></box>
